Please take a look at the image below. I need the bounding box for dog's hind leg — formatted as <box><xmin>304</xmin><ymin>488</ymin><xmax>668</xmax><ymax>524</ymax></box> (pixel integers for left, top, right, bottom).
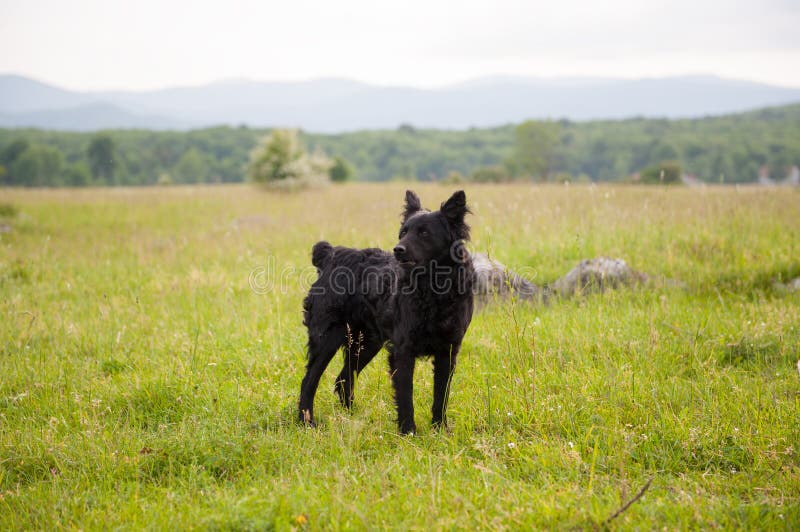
<box><xmin>334</xmin><ymin>332</ymin><xmax>382</xmax><ymax>409</ymax></box>
<box><xmin>298</xmin><ymin>325</ymin><xmax>345</xmax><ymax>426</ymax></box>
<box><xmin>432</xmin><ymin>345</ymin><xmax>459</xmax><ymax>428</ymax></box>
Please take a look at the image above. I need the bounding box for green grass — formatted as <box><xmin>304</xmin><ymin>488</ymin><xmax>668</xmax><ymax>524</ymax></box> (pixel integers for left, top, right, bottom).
<box><xmin>1</xmin><ymin>183</ymin><xmax>799</xmax><ymax>529</ymax></box>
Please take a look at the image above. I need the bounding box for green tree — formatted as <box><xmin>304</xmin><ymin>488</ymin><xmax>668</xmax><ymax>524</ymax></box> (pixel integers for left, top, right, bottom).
<box><xmin>64</xmin><ymin>162</ymin><xmax>91</xmax><ymax>187</ymax></box>
<box><xmin>173</xmin><ymin>147</ymin><xmax>210</xmax><ymax>183</ymax></box>
<box><xmin>10</xmin><ymin>145</ymin><xmax>63</xmax><ymax>186</ymax></box>
<box><xmin>329</xmin><ymin>156</ymin><xmax>353</xmax><ymax>182</ymax></box>
<box><xmin>512</xmin><ymin>120</ymin><xmax>560</xmax><ymax>181</ymax></box>
<box><xmin>648</xmin><ymin>140</ymin><xmax>679</xmax><ymax>162</ymax></box>
<box><xmin>1</xmin><ymin>139</ymin><xmax>30</xmax><ymax>184</ymax></box>
<box><xmin>87</xmin><ymin>134</ymin><xmax>116</xmax><ymax>183</ymax></box>
<box><xmin>1</xmin><ymin>139</ymin><xmax>30</xmax><ymax>167</ymax></box>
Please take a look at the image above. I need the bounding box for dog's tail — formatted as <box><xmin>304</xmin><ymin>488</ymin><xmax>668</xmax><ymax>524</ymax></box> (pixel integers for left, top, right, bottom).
<box><xmin>311</xmin><ymin>241</ymin><xmax>334</xmax><ymax>270</ymax></box>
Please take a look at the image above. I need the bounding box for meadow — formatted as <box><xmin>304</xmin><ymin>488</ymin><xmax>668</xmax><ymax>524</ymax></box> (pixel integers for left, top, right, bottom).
<box><xmin>1</xmin><ymin>183</ymin><xmax>799</xmax><ymax>529</ymax></box>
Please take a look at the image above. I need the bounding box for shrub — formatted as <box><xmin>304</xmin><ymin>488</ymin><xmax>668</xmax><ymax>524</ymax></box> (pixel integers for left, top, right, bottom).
<box><xmin>442</xmin><ymin>170</ymin><xmax>465</xmax><ymax>184</ymax></box>
<box><xmin>640</xmin><ymin>160</ymin><xmax>682</xmax><ymax>184</ymax></box>
<box><xmin>0</xmin><ymin>203</ymin><xmax>18</xmax><ymax>218</ymax></box>
<box><xmin>470</xmin><ymin>165</ymin><xmax>511</xmax><ymax>183</ymax></box>
<box><xmin>329</xmin><ymin>156</ymin><xmax>354</xmax><ymax>182</ymax></box>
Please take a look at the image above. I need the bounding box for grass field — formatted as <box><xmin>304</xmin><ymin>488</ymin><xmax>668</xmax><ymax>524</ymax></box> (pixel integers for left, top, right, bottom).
<box><xmin>1</xmin><ymin>183</ymin><xmax>799</xmax><ymax>529</ymax></box>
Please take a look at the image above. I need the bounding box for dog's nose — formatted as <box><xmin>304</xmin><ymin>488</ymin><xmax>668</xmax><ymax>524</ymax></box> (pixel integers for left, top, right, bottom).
<box><xmin>393</xmin><ymin>245</ymin><xmax>406</xmax><ymax>258</ymax></box>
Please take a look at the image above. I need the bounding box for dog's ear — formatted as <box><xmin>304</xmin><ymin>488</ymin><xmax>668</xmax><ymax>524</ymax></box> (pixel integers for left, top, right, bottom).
<box><xmin>441</xmin><ymin>190</ymin><xmax>468</xmax><ymax>224</ymax></box>
<box><xmin>440</xmin><ymin>190</ymin><xmax>470</xmax><ymax>240</ymax></box>
<box><xmin>403</xmin><ymin>190</ymin><xmax>422</xmax><ymax>220</ymax></box>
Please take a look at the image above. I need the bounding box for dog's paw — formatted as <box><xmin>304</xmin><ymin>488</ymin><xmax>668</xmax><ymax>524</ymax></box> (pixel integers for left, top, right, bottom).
<box><xmin>399</xmin><ymin>420</ymin><xmax>417</xmax><ymax>435</ymax></box>
<box><xmin>299</xmin><ymin>409</ymin><xmax>316</xmax><ymax>428</ymax></box>
<box><xmin>431</xmin><ymin>419</ymin><xmax>449</xmax><ymax>432</ymax></box>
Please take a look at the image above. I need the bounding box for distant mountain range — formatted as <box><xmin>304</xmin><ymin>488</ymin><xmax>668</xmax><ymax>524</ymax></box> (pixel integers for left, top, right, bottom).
<box><xmin>1</xmin><ymin>73</ymin><xmax>799</xmax><ymax>132</ymax></box>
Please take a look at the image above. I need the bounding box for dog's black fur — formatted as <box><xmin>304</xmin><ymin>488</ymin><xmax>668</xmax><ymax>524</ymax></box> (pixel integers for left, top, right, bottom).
<box><xmin>298</xmin><ymin>190</ymin><xmax>474</xmax><ymax>434</ymax></box>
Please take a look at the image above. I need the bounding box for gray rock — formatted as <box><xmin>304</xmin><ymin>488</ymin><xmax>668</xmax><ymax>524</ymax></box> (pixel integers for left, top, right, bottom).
<box><xmin>550</xmin><ymin>257</ymin><xmax>649</xmax><ymax>296</ymax></box>
<box><xmin>471</xmin><ymin>253</ymin><xmax>543</xmax><ymax>302</ymax></box>
<box><xmin>771</xmin><ymin>277</ymin><xmax>800</xmax><ymax>293</ymax></box>
<box><xmin>472</xmin><ymin>253</ymin><xmax>650</xmax><ymax>304</ymax></box>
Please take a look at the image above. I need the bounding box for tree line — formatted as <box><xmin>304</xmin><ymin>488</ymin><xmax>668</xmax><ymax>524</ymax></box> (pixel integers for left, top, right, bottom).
<box><xmin>1</xmin><ymin>103</ymin><xmax>799</xmax><ymax>187</ymax></box>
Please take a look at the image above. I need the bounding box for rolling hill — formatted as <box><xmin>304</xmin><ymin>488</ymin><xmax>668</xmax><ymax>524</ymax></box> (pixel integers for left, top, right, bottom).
<box><xmin>1</xmin><ymin>73</ymin><xmax>799</xmax><ymax>132</ymax></box>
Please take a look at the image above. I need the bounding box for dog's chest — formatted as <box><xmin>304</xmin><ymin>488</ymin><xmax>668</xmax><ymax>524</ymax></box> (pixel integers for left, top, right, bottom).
<box><xmin>395</xmin><ymin>297</ymin><xmax>471</xmax><ymax>354</ymax></box>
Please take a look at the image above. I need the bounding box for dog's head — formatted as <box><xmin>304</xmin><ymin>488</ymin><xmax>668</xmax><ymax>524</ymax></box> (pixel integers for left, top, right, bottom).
<box><xmin>393</xmin><ymin>190</ymin><xmax>470</xmax><ymax>267</ymax></box>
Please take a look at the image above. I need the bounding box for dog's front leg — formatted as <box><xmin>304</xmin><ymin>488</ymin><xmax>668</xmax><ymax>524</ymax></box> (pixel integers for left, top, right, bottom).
<box><xmin>391</xmin><ymin>351</ymin><xmax>416</xmax><ymax>434</ymax></box>
<box><xmin>432</xmin><ymin>349</ymin><xmax>458</xmax><ymax>428</ymax></box>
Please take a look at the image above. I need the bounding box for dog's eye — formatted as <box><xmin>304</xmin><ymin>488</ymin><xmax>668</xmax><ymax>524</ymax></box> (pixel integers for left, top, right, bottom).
<box><xmin>399</xmin><ymin>229</ymin><xmax>407</xmax><ymax>237</ymax></box>
<box><xmin>419</xmin><ymin>229</ymin><xmax>429</xmax><ymax>237</ymax></box>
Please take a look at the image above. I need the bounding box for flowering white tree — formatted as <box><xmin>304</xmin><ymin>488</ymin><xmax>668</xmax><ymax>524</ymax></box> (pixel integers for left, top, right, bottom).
<box><xmin>247</xmin><ymin>129</ymin><xmax>332</xmax><ymax>189</ymax></box>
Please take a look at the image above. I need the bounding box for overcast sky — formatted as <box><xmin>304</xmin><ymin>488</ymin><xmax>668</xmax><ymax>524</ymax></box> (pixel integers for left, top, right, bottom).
<box><xmin>2</xmin><ymin>0</ymin><xmax>799</xmax><ymax>90</ymax></box>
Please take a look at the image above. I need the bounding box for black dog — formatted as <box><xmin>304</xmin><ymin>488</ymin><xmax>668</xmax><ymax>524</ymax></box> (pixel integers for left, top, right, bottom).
<box><xmin>298</xmin><ymin>190</ymin><xmax>474</xmax><ymax>434</ymax></box>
